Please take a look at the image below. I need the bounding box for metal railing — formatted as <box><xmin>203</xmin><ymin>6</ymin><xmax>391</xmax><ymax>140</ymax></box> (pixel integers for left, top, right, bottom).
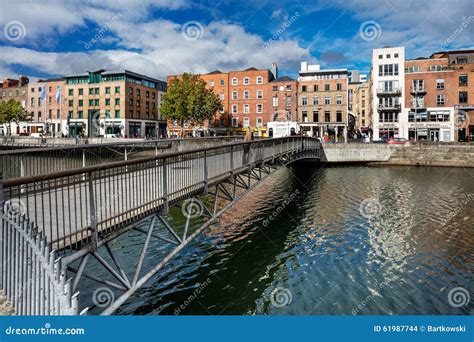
<box><xmin>0</xmin><ymin>136</ymin><xmax>243</xmax><ymax>179</ymax></box>
<box><xmin>1</xmin><ymin>137</ymin><xmax>320</xmax><ymax>252</ymax></box>
<box><xmin>0</xmin><ymin>209</ymin><xmax>79</xmax><ymax>315</ymax></box>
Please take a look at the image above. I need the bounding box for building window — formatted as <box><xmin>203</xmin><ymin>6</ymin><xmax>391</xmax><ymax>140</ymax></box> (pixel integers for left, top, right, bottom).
<box><xmin>129</xmin><ymin>87</ymin><xmax>133</xmax><ymax>94</ymax></box>
<box><xmin>105</xmin><ymin>99</ymin><xmax>110</xmax><ymax>106</ymax></box>
<box><xmin>232</xmin><ymin>77</ymin><xmax>238</xmax><ymax>85</ymax></box>
<box><xmin>394</xmin><ymin>53</ymin><xmax>399</xmax><ymax>58</ymax></box>
<box><xmin>105</xmin><ymin>87</ymin><xmax>111</xmax><ymax>94</ymax></box>
<box><xmin>436</xmin><ymin>94</ymin><xmax>445</xmax><ymax>106</ymax></box>
<box><xmin>77</xmin><ymin>88</ymin><xmax>83</xmax><ymax>95</ymax></box>
<box><xmin>115</xmin><ymin>98</ymin><xmax>120</xmax><ymax>105</ymax></box>
<box><xmin>95</xmin><ymin>99</ymin><xmax>100</xmax><ymax>106</ymax></box>
<box><xmin>413</xmin><ymin>79</ymin><xmax>424</xmax><ymax>92</ymax></box>
<box><xmin>89</xmin><ymin>88</ymin><xmax>94</xmax><ymax>95</ymax></box>
<box><xmin>256</xmin><ymin>104</ymin><xmax>263</xmax><ymax>113</ymax></box>
<box><xmin>336</xmin><ymin>83</ymin><xmax>342</xmax><ymax>91</ymax></box>
<box><xmin>324</xmin><ymin>97</ymin><xmax>330</xmax><ymax>105</ymax></box>
<box><xmin>115</xmin><ymin>110</ymin><xmax>120</xmax><ymax>118</ymax></box>
<box><xmin>30</xmin><ymin>98</ymin><xmax>34</xmax><ymax>106</ymax></box>
<box><xmin>232</xmin><ymin>91</ymin><xmax>238</xmax><ymax>100</ymax></box>
<box><xmin>78</xmin><ymin>111</ymin><xmax>83</xmax><ymax>119</ymax></box>
<box><xmin>273</xmin><ymin>97</ymin><xmax>278</xmax><ymax>107</ymax></box>
<box><xmin>336</xmin><ymin>95</ymin><xmax>342</xmax><ymax>105</ymax></box>
<box><xmin>152</xmin><ymin>92</ymin><xmax>156</xmax><ymax>99</ymax></box>
<box><xmin>219</xmin><ymin>79</ymin><xmax>224</xmax><ymax>86</ymax></box>
<box><xmin>459</xmin><ymin>91</ymin><xmax>468</xmax><ymax>103</ymax></box>
<box><xmin>457</xmin><ymin>56</ymin><xmax>468</xmax><ymax>64</ymax></box>
<box><xmin>286</xmin><ymin>96</ymin><xmax>291</xmax><ymax>106</ymax></box>
<box><xmin>256</xmin><ymin>90</ymin><xmax>263</xmax><ymax>99</ymax></box>
<box><xmin>313</xmin><ymin>85</ymin><xmax>318</xmax><ymax>92</ymax></box>
<box><xmin>243</xmin><ymin>117</ymin><xmax>250</xmax><ymax>127</ymax></box>
<box><xmin>232</xmin><ymin>104</ymin><xmax>238</xmax><ymax>113</ymax></box>
<box><xmin>286</xmin><ymin>85</ymin><xmax>292</xmax><ymax>91</ymax></box>
<box><xmin>256</xmin><ymin>76</ymin><xmax>263</xmax><ymax>84</ymax></box>
<box><xmin>232</xmin><ymin>117</ymin><xmax>238</xmax><ymax>127</ymax></box>
<box><xmin>210</xmin><ymin>80</ymin><xmax>215</xmax><ymax>87</ymax></box>
<box><xmin>31</xmin><ymin>87</ymin><xmax>35</xmax><ymax>93</ymax></box>
<box><xmin>69</xmin><ymin>100</ymin><xmax>74</xmax><ymax>107</ymax></box>
<box><xmin>220</xmin><ymin>92</ymin><xmax>224</xmax><ymax>100</ymax></box>
<box><xmin>244</xmin><ymin>104</ymin><xmax>250</xmax><ymax>113</ymax></box>
<box><xmin>336</xmin><ymin>111</ymin><xmax>342</xmax><ymax>122</ymax></box>
<box><xmin>68</xmin><ymin>89</ymin><xmax>73</xmax><ymax>96</ymax></box>
<box><xmin>325</xmin><ymin>84</ymin><xmax>330</xmax><ymax>91</ymax></box>
<box><xmin>244</xmin><ymin>90</ymin><xmax>249</xmax><ymax>99</ymax></box>
<box><xmin>256</xmin><ymin>117</ymin><xmax>263</xmax><ymax>128</ymax></box>
<box><xmin>302</xmin><ymin>111</ymin><xmax>308</xmax><ymax>122</ymax></box>
<box><xmin>273</xmin><ymin>86</ymin><xmax>278</xmax><ymax>91</ymax></box>
<box><xmin>78</xmin><ymin>99</ymin><xmax>83</xmax><ymax>107</ymax></box>
<box><xmin>325</xmin><ymin>111</ymin><xmax>330</xmax><ymax>122</ymax></box>
<box><xmin>301</xmin><ymin>96</ymin><xmax>308</xmax><ymax>106</ymax></box>
<box><xmin>115</xmin><ymin>86</ymin><xmax>120</xmax><ymax>94</ymax></box>
<box><xmin>313</xmin><ymin>111</ymin><xmax>319</xmax><ymax>122</ymax></box>
<box><xmin>378</xmin><ymin>54</ymin><xmax>383</xmax><ymax>59</ymax></box>
<box><xmin>68</xmin><ymin>111</ymin><xmax>73</xmax><ymax>118</ymax></box>
<box><xmin>48</xmin><ymin>109</ymin><xmax>52</xmax><ymax>118</ymax></box>
<box><xmin>313</xmin><ymin>97</ymin><xmax>319</xmax><ymax>105</ymax></box>
<box><xmin>56</xmin><ymin>109</ymin><xmax>60</xmax><ymax>119</ymax></box>
<box><xmin>105</xmin><ymin>110</ymin><xmax>110</xmax><ymax>118</ymax></box>
<box><xmin>243</xmin><ymin>77</ymin><xmax>249</xmax><ymax>85</ymax></box>
<box><xmin>302</xmin><ymin>85</ymin><xmax>307</xmax><ymax>92</ymax></box>
<box><xmin>459</xmin><ymin>75</ymin><xmax>468</xmax><ymax>86</ymax></box>
<box><xmin>436</xmin><ymin>79</ymin><xmax>445</xmax><ymax>90</ymax></box>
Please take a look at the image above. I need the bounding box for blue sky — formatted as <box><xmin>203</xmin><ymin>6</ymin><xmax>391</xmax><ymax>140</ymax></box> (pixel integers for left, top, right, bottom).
<box><xmin>0</xmin><ymin>0</ymin><xmax>473</xmax><ymax>81</ymax></box>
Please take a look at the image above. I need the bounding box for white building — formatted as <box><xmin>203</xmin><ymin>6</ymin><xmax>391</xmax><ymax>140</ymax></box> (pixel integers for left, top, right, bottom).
<box><xmin>370</xmin><ymin>47</ymin><xmax>406</xmax><ymax>140</ymax></box>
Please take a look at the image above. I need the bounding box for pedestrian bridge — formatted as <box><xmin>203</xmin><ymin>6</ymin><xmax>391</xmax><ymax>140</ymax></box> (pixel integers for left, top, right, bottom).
<box><xmin>0</xmin><ymin>137</ymin><xmax>320</xmax><ymax>315</ymax></box>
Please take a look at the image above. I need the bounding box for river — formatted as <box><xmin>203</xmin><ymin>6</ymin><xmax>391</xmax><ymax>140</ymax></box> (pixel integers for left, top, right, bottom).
<box><xmin>77</xmin><ymin>164</ymin><xmax>474</xmax><ymax>315</ymax></box>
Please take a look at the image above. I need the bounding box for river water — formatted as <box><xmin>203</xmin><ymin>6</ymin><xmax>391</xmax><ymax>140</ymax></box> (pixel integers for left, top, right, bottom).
<box><xmin>79</xmin><ymin>164</ymin><xmax>474</xmax><ymax>315</ymax></box>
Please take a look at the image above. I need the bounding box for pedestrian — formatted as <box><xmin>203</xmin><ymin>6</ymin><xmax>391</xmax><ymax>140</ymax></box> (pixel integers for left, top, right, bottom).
<box><xmin>242</xmin><ymin>126</ymin><xmax>253</xmax><ymax>165</ymax></box>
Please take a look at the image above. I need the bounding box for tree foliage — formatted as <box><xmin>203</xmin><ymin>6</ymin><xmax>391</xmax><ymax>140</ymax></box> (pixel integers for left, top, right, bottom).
<box><xmin>0</xmin><ymin>99</ymin><xmax>30</xmax><ymax>134</ymax></box>
<box><xmin>161</xmin><ymin>73</ymin><xmax>223</xmax><ymax>136</ymax></box>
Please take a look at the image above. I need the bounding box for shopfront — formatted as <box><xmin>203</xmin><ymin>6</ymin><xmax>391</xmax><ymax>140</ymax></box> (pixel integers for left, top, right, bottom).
<box><xmin>455</xmin><ymin>105</ymin><xmax>474</xmax><ymax>142</ymax></box>
<box><xmin>145</xmin><ymin>122</ymin><xmax>157</xmax><ymax>138</ymax></box>
<box><xmin>105</xmin><ymin>121</ymin><xmax>122</xmax><ymax>137</ymax></box>
<box><xmin>128</xmin><ymin>121</ymin><xmax>142</xmax><ymax>138</ymax></box>
<box><xmin>378</xmin><ymin>124</ymin><xmax>399</xmax><ymax>140</ymax></box>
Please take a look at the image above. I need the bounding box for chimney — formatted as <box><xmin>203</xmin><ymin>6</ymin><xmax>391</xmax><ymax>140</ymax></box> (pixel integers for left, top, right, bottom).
<box><xmin>271</xmin><ymin>62</ymin><xmax>278</xmax><ymax>80</ymax></box>
<box><xmin>19</xmin><ymin>76</ymin><xmax>29</xmax><ymax>86</ymax></box>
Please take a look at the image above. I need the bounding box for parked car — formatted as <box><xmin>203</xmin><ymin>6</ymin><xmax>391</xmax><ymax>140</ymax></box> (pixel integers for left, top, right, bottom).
<box><xmin>388</xmin><ymin>137</ymin><xmax>408</xmax><ymax>145</ymax></box>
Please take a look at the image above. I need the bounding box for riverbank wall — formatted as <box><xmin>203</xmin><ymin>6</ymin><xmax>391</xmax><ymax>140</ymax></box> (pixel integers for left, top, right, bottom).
<box><xmin>320</xmin><ymin>142</ymin><xmax>474</xmax><ymax>167</ymax></box>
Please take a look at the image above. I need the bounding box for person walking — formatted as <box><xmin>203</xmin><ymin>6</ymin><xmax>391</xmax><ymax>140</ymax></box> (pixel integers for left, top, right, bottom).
<box><xmin>242</xmin><ymin>126</ymin><xmax>254</xmax><ymax>165</ymax></box>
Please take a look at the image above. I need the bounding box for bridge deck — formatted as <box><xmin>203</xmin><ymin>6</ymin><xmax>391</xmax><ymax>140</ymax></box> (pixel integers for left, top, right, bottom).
<box><xmin>2</xmin><ymin>138</ymin><xmax>317</xmax><ymax>251</ymax></box>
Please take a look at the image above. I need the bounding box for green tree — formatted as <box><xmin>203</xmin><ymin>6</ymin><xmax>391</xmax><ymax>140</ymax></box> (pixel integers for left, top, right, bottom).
<box><xmin>0</xmin><ymin>99</ymin><xmax>30</xmax><ymax>135</ymax></box>
<box><xmin>161</xmin><ymin>73</ymin><xmax>223</xmax><ymax>137</ymax></box>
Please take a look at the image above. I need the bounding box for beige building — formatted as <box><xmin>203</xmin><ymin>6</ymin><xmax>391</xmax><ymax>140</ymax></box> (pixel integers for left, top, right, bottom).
<box><xmin>349</xmin><ymin>81</ymin><xmax>370</xmax><ymax>131</ymax></box>
<box><xmin>64</xmin><ymin>70</ymin><xmax>167</xmax><ymax>138</ymax></box>
<box><xmin>298</xmin><ymin>62</ymin><xmax>349</xmax><ymax>142</ymax></box>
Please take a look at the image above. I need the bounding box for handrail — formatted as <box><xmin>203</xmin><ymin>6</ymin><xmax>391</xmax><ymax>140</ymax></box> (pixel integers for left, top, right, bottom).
<box><xmin>0</xmin><ymin>136</ymin><xmax>243</xmax><ymax>155</ymax></box>
<box><xmin>1</xmin><ymin>137</ymin><xmax>317</xmax><ymax>187</ymax></box>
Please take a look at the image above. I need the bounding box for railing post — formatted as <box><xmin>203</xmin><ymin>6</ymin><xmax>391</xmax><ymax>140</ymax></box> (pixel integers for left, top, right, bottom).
<box><xmin>87</xmin><ymin>172</ymin><xmax>98</xmax><ymax>251</ymax></box>
<box><xmin>272</xmin><ymin>140</ymin><xmax>275</xmax><ymax>163</ymax></box>
<box><xmin>162</xmin><ymin>158</ymin><xmax>169</xmax><ymax>214</ymax></box>
<box><xmin>203</xmin><ymin>151</ymin><xmax>208</xmax><ymax>195</ymax></box>
<box><xmin>82</xmin><ymin>150</ymin><xmax>86</xmax><ymax>168</ymax></box>
<box><xmin>230</xmin><ymin>145</ymin><xmax>234</xmax><ymax>178</ymax></box>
